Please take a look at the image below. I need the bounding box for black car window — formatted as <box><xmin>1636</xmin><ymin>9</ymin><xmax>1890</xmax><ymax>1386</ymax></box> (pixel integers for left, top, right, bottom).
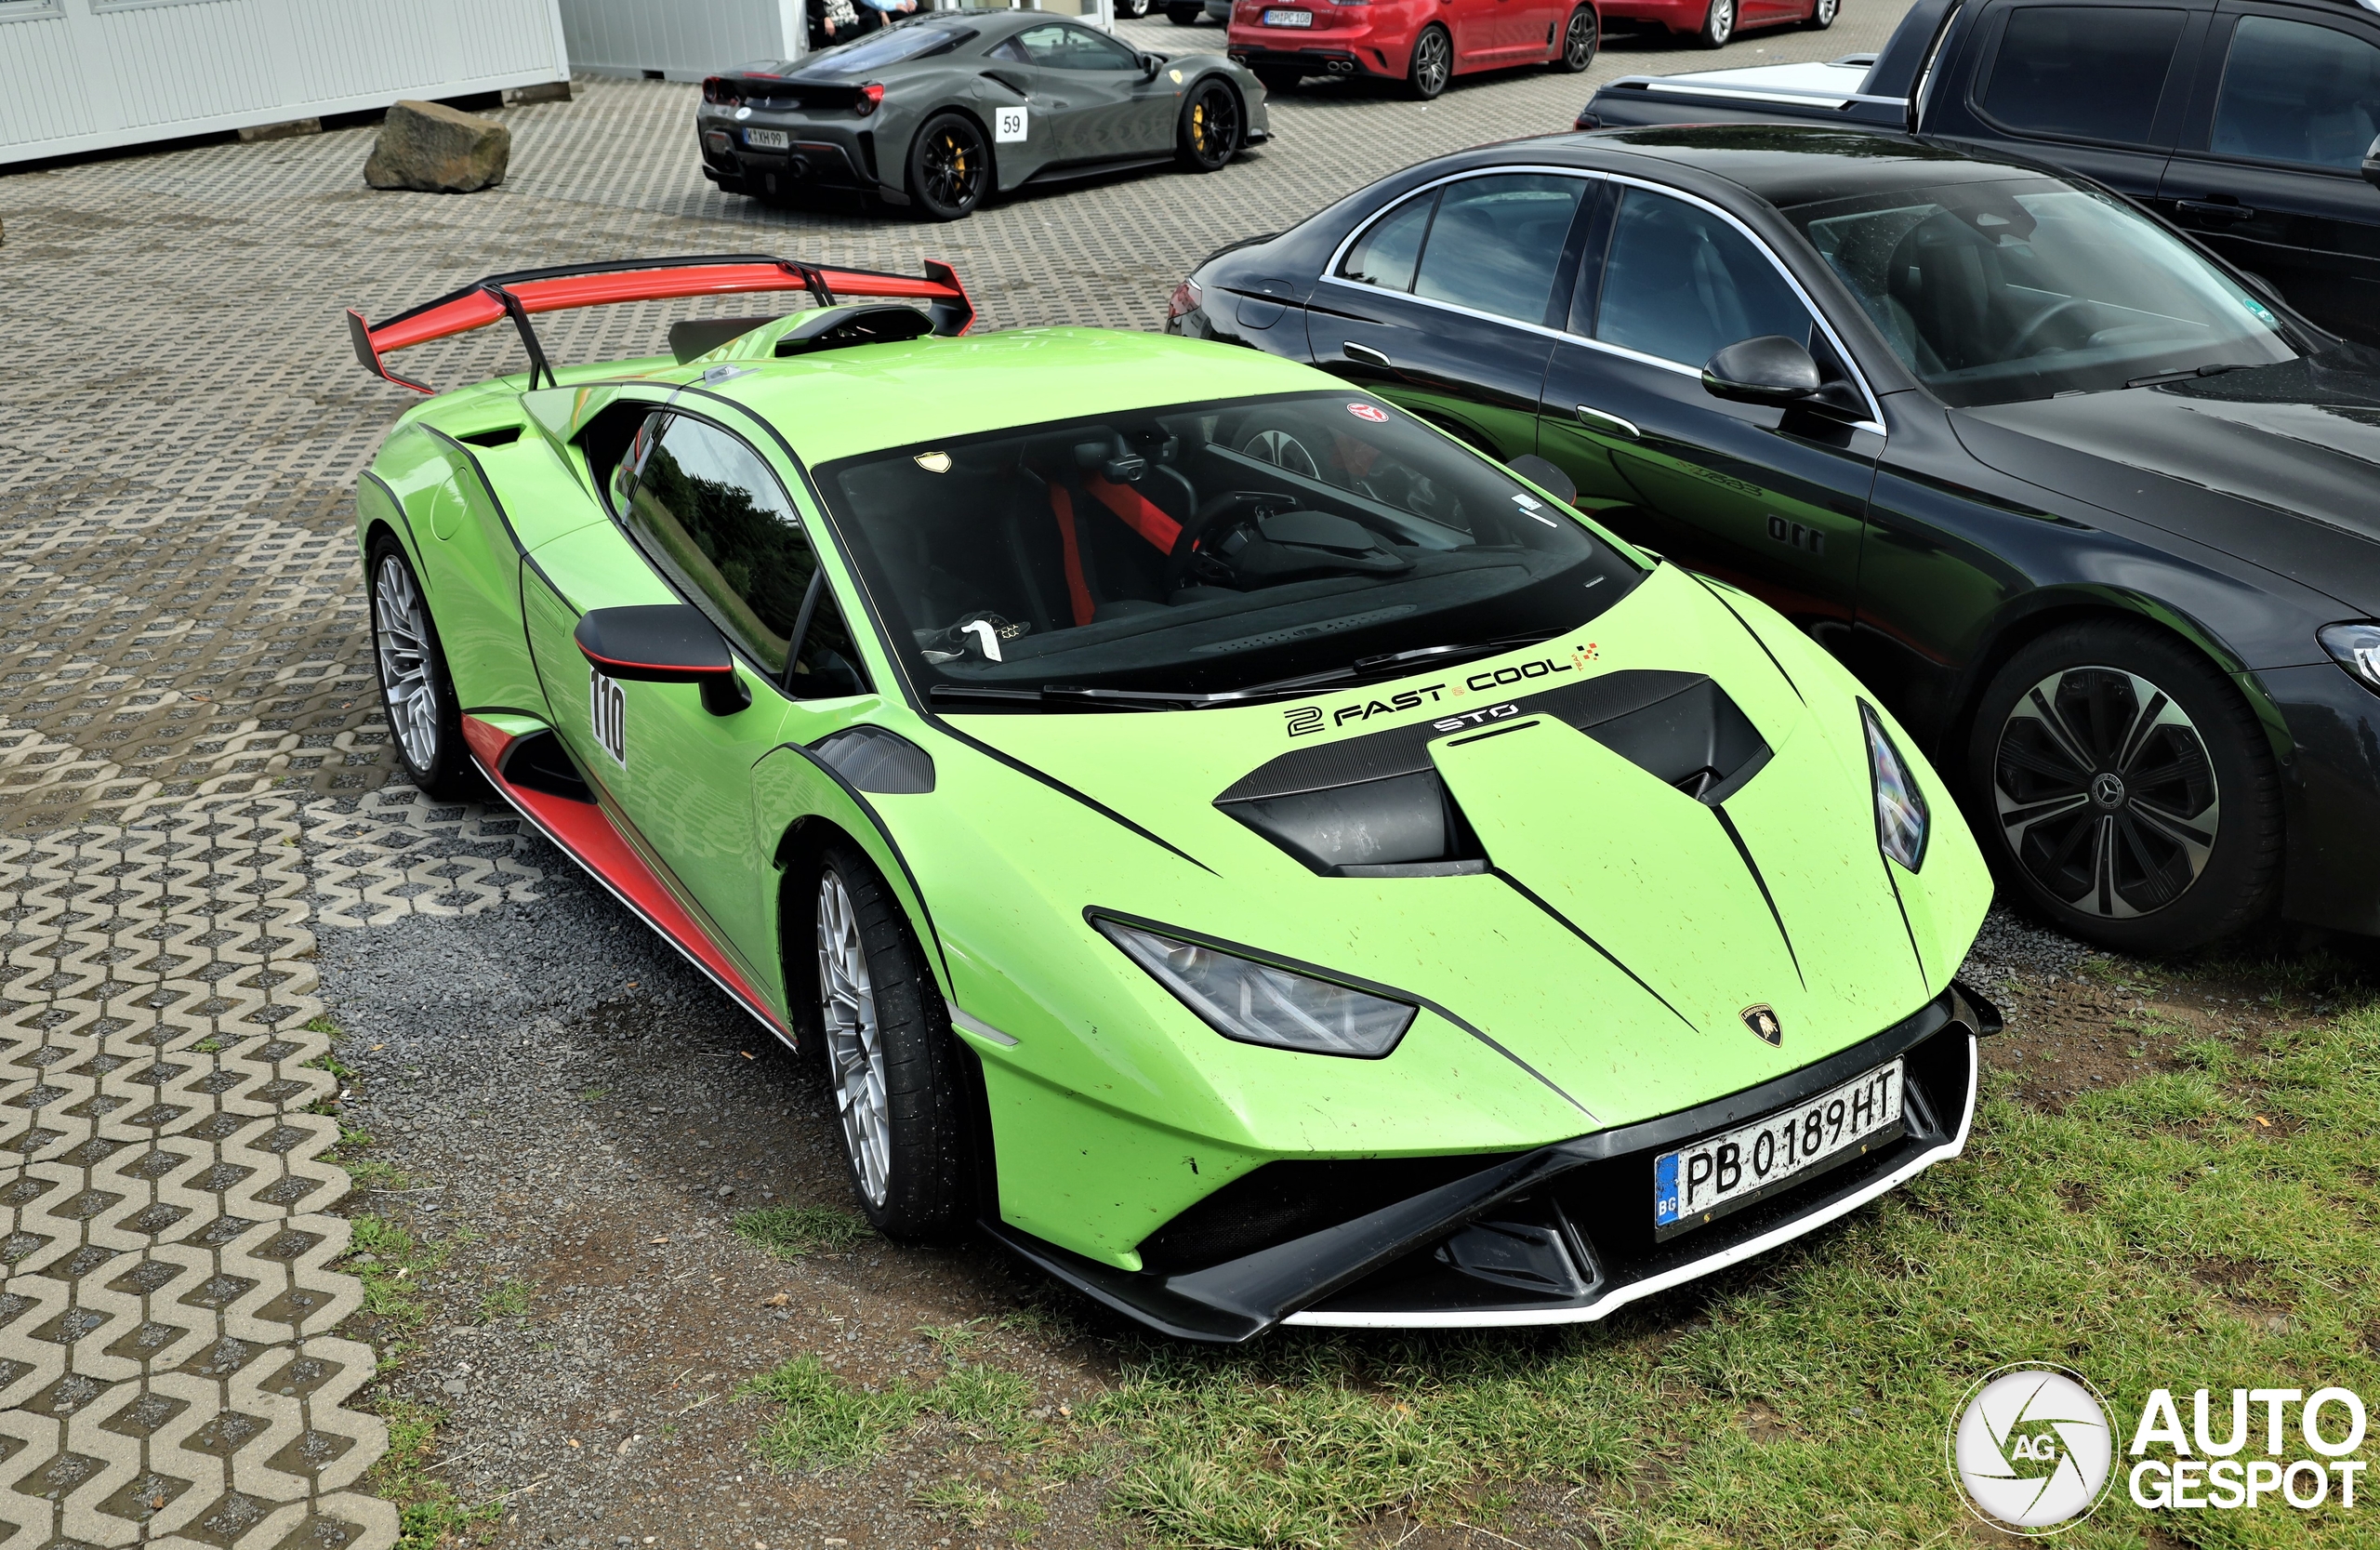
<box><xmin>1013</xmin><ymin>21</ymin><xmax>1139</xmax><ymax>71</ymax></box>
<box><xmin>2212</xmin><ymin>16</ymin><xmax>2380</xmax><ymax>172</ymax></box>
<box><xmin>804</xmin><ymin>21</ymin><xmax>972</xmax><ymax>72</ymax></box>
<box><xmin>1977</xmin><ymin>5</ymin><xmax>2188</xmax><ymax>144</ymax></box>
<box><xmin>617</xmin><ymin>413</ymin><xmax>867</xmax><ymax>697</ymax></box>
<box><xmin>1336</xmin><ymin>190</ymin><xmax>1436</xmax><ymax>292</ymax></box>
<box><xmin>1792</xmin><ymin>178</ymin><xmax>2294</xmax><ymax>406</ymax></box>
<box><xmin>1410</xmin><ymin>175</ymin><xmax>1586</xmax><ymax>325</ymax></box>
<box><xmin>1593</xmin><ymin>188</ymin><xmax>1814</xmax><ymax>369</ymax></box>
<box><xmin>816</xmin><ymin>391</ymin><xmax>1643</xmax><ymax>705</ymax></box>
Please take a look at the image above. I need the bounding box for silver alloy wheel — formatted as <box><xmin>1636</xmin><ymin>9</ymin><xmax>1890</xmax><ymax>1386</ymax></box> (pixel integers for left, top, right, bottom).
<box><xmin>817</xmin><ymin>868</ymin><xmax>892</xmax><ymax>1207</ymax></box>
<box><xmin>1242</xmin><ymin>427</ymin><xmax>1321</xmax><ymax>478</ymax></box>
<box><xmin>1812</xmin><ymin>0</ymin><xmax>1837</xmax><ymax>20</ymax></box>
<box><xmin>1992</xmin><ymin>665</ymin><xmax>2221</xmax><ymax>920</ymax></box>
<box><xmin>1564</xmin><ymin>6</ymin><xmax>1595</xmax><ymax>64</ymax></box>
<box><xmin>1412</xmin><ymin>28</ymin><xmax>1450</xmax><ymax>95</ymax></box>
<box><xmin>373</xmin><ymin>553</ymin><xmax>442</xmax><ymax>774</ymax></box>
<box><xmin>1707</xmin><ymin>0</ymin><xmax>1734</xmax><ymax>42</ymax></box>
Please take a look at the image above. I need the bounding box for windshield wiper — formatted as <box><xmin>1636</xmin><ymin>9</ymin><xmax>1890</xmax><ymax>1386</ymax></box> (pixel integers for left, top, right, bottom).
<box><xmin>926</xmin><ymin>631</ymin><xmax>1566</xmax><ymax>713</ymax></box>
<box><xmin>2125</xmin><ymin>362</ymin><xmax>2254</xmax><ymax>390</ymax></box>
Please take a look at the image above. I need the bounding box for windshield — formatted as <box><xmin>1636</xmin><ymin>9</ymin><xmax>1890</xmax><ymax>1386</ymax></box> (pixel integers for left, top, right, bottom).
<box><xmin>1788</xmin><ymin>178</ymin><xmax>2296</xmax><ymax>406</ymax></box>
<box><xmin>814</xmin><ymin>391</ymin><xmax>1643</xmax><ymax>707</ymax></box>
<box><xmin>801</xmin><ymin>20</ymin><xmax>970</xmax><ymax>73</ymax></box>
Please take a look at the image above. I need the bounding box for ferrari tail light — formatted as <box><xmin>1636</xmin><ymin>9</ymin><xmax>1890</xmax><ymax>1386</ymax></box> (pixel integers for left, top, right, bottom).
<box><xmin>1167</xmin><ymin>277</ymin><xmax>1202</xmax><ymax>323</ymax></box>
<box><xmin>858</xmin><ymin>82</ymin><xmax>884</xmax><ymax>115</ymax></box>
<box><xmin>703</xmin><ymin>76</ymin><xmax>739</xmax><ymax>106</ymax></box>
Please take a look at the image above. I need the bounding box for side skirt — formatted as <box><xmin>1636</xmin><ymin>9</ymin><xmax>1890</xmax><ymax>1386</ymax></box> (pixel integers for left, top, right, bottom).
<box><xmin>461</xmin><ymin>715</ymin><xmax>793</xmax><ymax>1047</ymax></box>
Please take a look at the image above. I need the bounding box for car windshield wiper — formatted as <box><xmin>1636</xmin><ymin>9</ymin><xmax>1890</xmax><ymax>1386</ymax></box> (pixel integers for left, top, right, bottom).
<box><xmin>2124</xmin><ymin>362</ymin><xmax>2254</xmax><ymax>390</ymax></box>
<box><xmin>926</xmin><ymin>632</ymin><xmax>1566</xmax><ymax>713</ymax></box>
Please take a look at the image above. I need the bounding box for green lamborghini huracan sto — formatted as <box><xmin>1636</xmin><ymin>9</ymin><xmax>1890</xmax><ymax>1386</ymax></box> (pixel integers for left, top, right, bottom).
<box><xmin>346</xmin><ymin>255</ymin><xmax>1998</xmax><ymax>1340</ymax></box>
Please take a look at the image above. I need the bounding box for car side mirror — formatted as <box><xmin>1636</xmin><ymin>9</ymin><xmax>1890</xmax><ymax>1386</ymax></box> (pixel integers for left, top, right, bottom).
<box><xmin>575</xmin><ymin>604</ymin><xmax>753</xmax><ymax>717</ymax></box>
<box><xmin>1506</xmin><ymin>453</ymin><xmax>1580</xmax><ymax>510</ymax></box>
<box><xmin>2363</xmin><ymin>134</ymin><xmax>2380</xmax><ymax>192</ymax></box>
<box><xmin>1701</xmin><ymin>336</ymin><xmax>1825</xmax><ymax>407</ymax></box>
<box><xmin>1140</xmin><ymin>51</ymin><xmax>1165</xmax><ymax>80</ymax></box>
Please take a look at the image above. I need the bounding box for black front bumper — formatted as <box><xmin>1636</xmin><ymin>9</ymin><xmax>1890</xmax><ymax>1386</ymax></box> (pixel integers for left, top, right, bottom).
<box><xmin>987</xmin><ymin>982</ymin><xmax>1998</xmax><ymax>1342</ymax></box>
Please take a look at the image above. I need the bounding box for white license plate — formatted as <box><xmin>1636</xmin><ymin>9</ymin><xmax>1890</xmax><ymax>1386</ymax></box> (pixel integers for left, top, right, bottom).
<box><xmin>1263</xmin><ymin>7</ymin><xmax>1313</xmax><ymax>23</ymax></box>
<box><xmin>745</xmin><ymin>127</ymin><xmax>790</xmax><ymax>150</ymax></box>
<box><xmin>1653</xmin><ymin>1058</ymin><xmax>1904</xmax><ymax>1239</ymax></box>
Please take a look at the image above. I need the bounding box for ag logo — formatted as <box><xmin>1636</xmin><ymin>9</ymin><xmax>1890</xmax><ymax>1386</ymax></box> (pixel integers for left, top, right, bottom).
<box><xmin>1950</xmin><ymin>1365</ymin><xmax>2114</xmax><ymax>1534</ymax></box>
<box><xmin>1740</xmin><ymin>1003</ymin><xmax>1781</xmax><ymax>1046</ymax></box>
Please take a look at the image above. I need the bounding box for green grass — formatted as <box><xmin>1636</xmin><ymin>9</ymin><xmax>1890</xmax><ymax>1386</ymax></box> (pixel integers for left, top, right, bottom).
<box><xmin>1055</xmin><ymin>1000</ymin><xmax>2380</xmax><ymax>1548</ymax></box>
<box><xmin>348</xmin><ymin>1215</ymin><xmax>450</xmax><ymax>1362</ymax></box>
<box><xmin>741</xmin><ymin>1358</ymin><xmax>1043</xmax><ymax>1471</ymax></box>
<box><xmin>732</xmin><ymin>1203</ymin><xmax>874</xmax><ymax>1259</ymax></box>
<box><xmin>476</xmin><ymin>1277</ymin><xmax>533</xmax><ymax>1323</ymax></box>
<box><xmin>366</xmin><ymin>1399</ymin><xmax>502</xmax><ymax>1550</ymax></box>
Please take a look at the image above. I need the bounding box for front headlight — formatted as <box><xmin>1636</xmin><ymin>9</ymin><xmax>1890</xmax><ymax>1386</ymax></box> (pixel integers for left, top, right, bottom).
<box><xmin>2319</xmin><ymin>622</ymin><xmax>2380</xmax><ymax>695</ymax></box>
<box><xmin>1095</xmin><ymin>917</ymin><xmax>1416</xmax><ymax>1058</ymax></box>
<box><xmin>1861</xmin><ymin>702</ymin><xmax>1928</xmax><ymax>871</ymax></box>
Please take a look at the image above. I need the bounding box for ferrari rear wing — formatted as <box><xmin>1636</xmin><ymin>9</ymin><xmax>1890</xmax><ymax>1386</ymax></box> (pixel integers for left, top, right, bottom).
<box><xmin>345</xmin><ymin>254</ymin><xmax>973</xmax><ymax>393</ymax></box>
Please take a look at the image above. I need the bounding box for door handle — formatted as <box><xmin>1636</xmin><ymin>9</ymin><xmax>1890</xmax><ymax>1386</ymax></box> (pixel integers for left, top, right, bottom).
<box><xmin>1343</xmin><ymin>342</ymin><xmax>1392</xmax><ymax>368</ymax></box>
<box><xmin>2175</xmin><ymin>199</ymin><xmax>2256</xmax><ymax>221</ymax></box>
<box><xmin>1575</xmin><ymin>404</ymin><xmax>1640</xmax><ymax>439</ymax></box>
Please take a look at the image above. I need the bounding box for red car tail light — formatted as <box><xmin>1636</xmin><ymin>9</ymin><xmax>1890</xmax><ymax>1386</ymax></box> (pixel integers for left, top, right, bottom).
<box><xmin>858</xmin><ymin>82</ymin><xmax>884</xmax><ymax>115</ymax></box>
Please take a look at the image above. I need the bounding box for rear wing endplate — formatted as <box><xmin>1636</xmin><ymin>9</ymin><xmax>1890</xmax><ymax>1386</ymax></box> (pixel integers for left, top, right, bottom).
<box><xmin>345</xmin><ymin>254</ymin><xmax>973</xmax><ymax>394</ymax></box>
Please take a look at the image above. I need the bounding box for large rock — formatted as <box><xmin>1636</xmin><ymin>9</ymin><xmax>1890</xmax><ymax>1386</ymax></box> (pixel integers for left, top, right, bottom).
<box><xmin>364</xmin><ymin>99</ymin><xmax>510</xmax><ymax>193</ymax></box>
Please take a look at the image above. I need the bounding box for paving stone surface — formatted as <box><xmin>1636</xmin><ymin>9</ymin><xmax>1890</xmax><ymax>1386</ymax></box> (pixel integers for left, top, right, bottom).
<box><xmin>0</xmin><ymin>6</ymin><xmax>1918</xmax><ymax>1540</ymax></box>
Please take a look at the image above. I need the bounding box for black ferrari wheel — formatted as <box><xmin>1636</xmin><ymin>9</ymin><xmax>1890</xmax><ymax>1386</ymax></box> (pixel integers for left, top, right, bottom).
<box><xmin>366</xmin><ymin>534</ymin><xmax>477</xmax><ymax>801</ymax></box>
<box><xmin>1554</xmin><ymin>4</ymin><xmax>1598</xmax><ymax>70</ymax></box>
<box><xmin>906</xmin><ymin>113</ymin><xmax>990</xmax><ymax>222</ymax></box>
<box><xmin>812</xmin><ymin>842</ymin><xmax>968</xmax><ymax>1239</ymax></box>
<box><xmin>1408</xmin><ymin>24</ymin><xmax>1452</xmax><ymax>98</ymax></box>
<box><xmin>1167</xmin><ymin>3</ymin><xmax>1202</xmax><ymax>21</ymax></box>
<box><xmin>1176</xmin><ymin>78</ymin><xmax>1241</xmax><ymax>171</ymax></box>
<box><xmin>1697</xmin><ymin>0</ymin><xmax>1735</xmax><ymax>46</ymax></box>
<box><xmin>1803</xmin><ymin>0</ymin><xmax>1837</xmax><ymax>26</ymax></box>
<box><xmin>1967</xmin><ymin>622</ymin><xmax>2281</xmax><ymax>953</ymax></box>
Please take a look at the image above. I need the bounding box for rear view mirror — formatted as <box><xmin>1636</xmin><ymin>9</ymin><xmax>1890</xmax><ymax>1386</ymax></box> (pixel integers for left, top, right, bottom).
<box><xmin>1701</xmin><ymin>336</ymin><xmax>1823</xmax><ymax>407</ymax></box>
<box><xmin>2364</xmin><ymin>134</ymin><xmax>2380</xmax><ymax>192</ymax></box>
<box><xmin>1506</xmin><ymin>453</ymin><xmax>1579</xmax><ymax>509</ymax></box>
<box><xmin>575</xmin><ymin>604</ymin><xmax>752</xmax><ymax>716</ymax></box>
<box><xmin>1141</xmin><ymin>51</ymin><xmax>1165</xmax><ymax>80</ymax></box>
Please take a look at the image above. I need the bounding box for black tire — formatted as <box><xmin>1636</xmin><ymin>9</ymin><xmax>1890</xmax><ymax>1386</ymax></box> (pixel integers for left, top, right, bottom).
<box><xmin>1553</xmin><ymin>4</ymin><xmax>1598</xmax><ymax>70</ymax></box>
<box><xmin>365</xmin><ymin>534</ymin><xmax>478</xmax><ymax>801</ymax></box>
<box><xmin>1964</xmin><ymin>620</ymin><xmax>2281</xmax><ymax>955</ymax></box>
<box><xmin>1176</xmin><ymin>78</ymin><xmax>1241</xmax><ymax>171</ymax></box>
<box><xmin>1254</xmin><ymin>64</ymin><xmax>1302</xmax><ymax>92</ymax></box>
<box><xmin>1167</xmin><ymin>3</ymin><xmax>1202</xmax><ymax>21</ymax></box>
<box><xmin>1696</xmin><ymin>0</ymin><xmax>1735</xmax><ymax>46</ymax></box>
<box><xmin>1802</xmin><ymin>0</ymin><xmax>1837</xmax><ymax>26</ymax></box>
<box><xmin>1408</xmin><ymin>23</ymin><xmax>1452</xmax><ymax>99</ymax></box>
<box><xmin>812</xmin><ymin>842</ymin><xmax>968</xmax><ymax>1239</ymax></box>
<box><xmin>905</xmin><ymin>112</ymin><xmax>991</xmax><ymax>222</ymax></box>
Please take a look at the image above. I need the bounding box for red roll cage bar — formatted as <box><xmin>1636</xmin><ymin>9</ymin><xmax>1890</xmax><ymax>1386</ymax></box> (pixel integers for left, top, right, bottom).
<box><xmin>345</xmin><ymin>254</ymin><xmax>973</xmax><ymax>393</ymax></box>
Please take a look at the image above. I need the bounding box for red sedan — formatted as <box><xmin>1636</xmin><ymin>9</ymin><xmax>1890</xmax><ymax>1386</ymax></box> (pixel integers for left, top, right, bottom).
<box><xmin>1226</xmin><ymin>0</ymin><xmax>1601</xmax><ymax>99</ymax></box>
<box><xmin>1599</xmin><ymin>0</ymin><xmax>1836</xmax><ymax>50</ymax></box>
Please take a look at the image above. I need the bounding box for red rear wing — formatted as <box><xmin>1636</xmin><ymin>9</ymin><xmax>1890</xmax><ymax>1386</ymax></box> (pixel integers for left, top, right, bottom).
<box><xmin>346</xmin><ymin>254</ymin><xmax>973</xmax><ymax>393</ymax></box>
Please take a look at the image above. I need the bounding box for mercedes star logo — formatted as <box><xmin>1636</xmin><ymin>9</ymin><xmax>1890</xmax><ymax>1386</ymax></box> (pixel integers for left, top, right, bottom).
<box><xmin>1741</xmin><ymin>1004</ymin><xmax>1782</xmax><ymax>1045</ymax></box>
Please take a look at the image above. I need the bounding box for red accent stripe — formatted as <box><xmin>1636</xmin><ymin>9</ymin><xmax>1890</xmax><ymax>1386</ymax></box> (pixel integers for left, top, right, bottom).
<box><xmin>460</xmin><ymin>717</ymin><xmax>519</xmax><ymax>771</ymax></box>
<box><xmin>1084</xmin><ymin>475</ymin><xmax>1183</xmax><ymax>552</ymax></box>
<box><xmin>365</xmin><ymin>261</ymin><xmax>968</xmax><ymax>357</ymax></box>
<box><xmin>1050</xmin><ymin>486</ymin><xmax>1094</xmax><ymax>628</ymax></box>
<box><xmin>577</xmin><ymin>650</ymin><xmax>732</xmax><ymax>676</ymax></box>
<box><xmin>462</xmin><ymin>716</ymin><xmax>786</xmax><ymax>1035</ymax></box>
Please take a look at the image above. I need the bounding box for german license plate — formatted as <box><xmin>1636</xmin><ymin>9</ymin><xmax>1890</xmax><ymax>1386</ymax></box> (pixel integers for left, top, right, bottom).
<box><xmin>745</xmin><ymin>127</ymin><xmax>790</xmax><ymax>150</ymax></box>
<box><xmin>1263</xmin><ymin>8</ymin><xmax>1313</xmax><ymax>23</ymax></box>
<box><xmin>1653</xmin><ymin>1059</ymin><xmax>1904</xmax><ymax>1240</ymax></box>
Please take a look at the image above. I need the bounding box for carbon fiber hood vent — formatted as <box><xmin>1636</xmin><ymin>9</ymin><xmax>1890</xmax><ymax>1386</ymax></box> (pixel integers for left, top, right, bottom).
<box><xmin>1216</xmin><ymin>670</ymin><xmax>1771</xmax><ymax>875</ymax></box>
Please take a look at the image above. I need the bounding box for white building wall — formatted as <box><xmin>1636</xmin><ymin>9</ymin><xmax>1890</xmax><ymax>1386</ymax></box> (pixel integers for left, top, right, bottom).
<box><xmin>556</xmin><ymin>0</ymin><xmax>1115</xmax><ymax>81</ymax></box>
<box><xmin>1</xmin><ymin>0</ymin><xmax>571</xmax><ymax>166</ymax></box>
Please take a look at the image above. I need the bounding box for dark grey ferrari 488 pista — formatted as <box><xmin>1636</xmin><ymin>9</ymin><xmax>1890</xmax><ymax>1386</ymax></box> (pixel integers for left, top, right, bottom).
<box><xmin>697</xmin><ymin>8</ymin><xmax>1272</xmax><ymax>219</ymax></box>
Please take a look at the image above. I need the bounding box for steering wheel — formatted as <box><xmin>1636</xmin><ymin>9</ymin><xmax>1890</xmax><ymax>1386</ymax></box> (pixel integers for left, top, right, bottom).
<box><xmin>2009</xmin><ymin>296</ymin><xmax>2099</xmax><ymax>357</ymax></box>
<box><xmin>1165</xmin><ymin>490</ymin><xmax>1283</xmax><ymax>592</ymax></box>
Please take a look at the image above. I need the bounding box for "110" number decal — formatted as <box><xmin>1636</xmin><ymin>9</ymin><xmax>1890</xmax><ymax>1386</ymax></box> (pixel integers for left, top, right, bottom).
<box><xmin>589</xmin><ymin>669</ymin><xmax>627</xmax><ymax>766</ymax></box>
